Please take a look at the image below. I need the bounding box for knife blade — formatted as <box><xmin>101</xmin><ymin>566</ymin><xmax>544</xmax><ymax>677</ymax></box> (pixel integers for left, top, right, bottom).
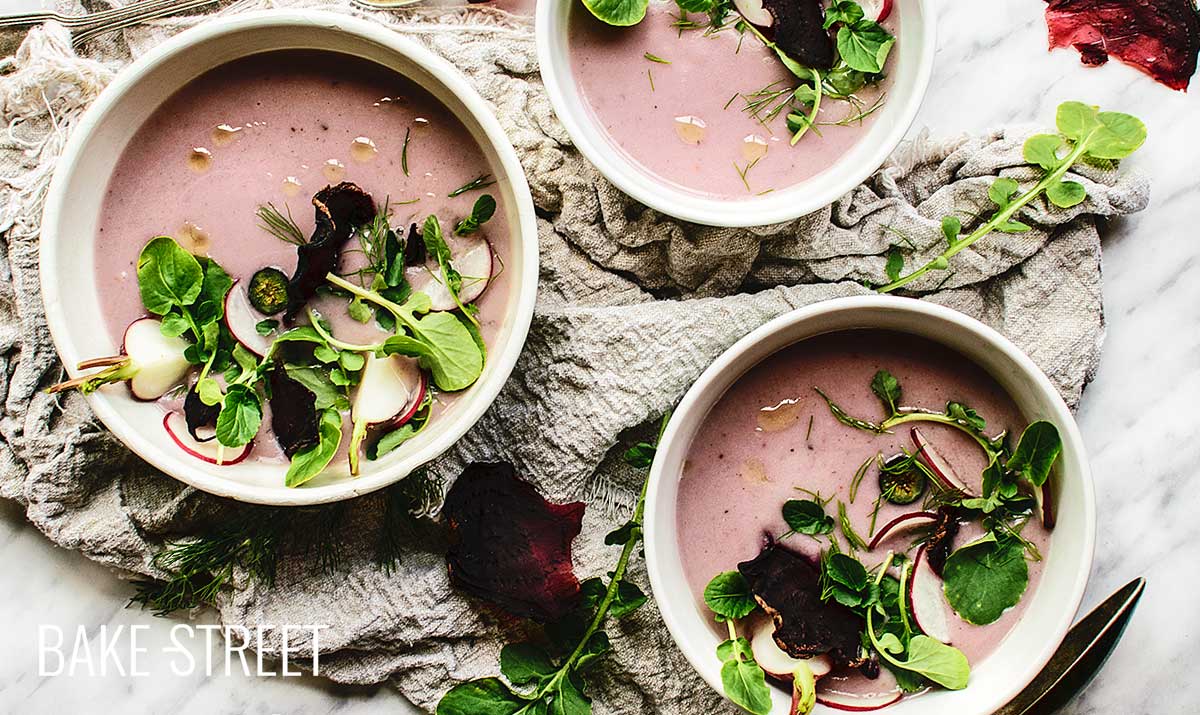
<box><xmin>993</xmin><ymin>577</ymin><xmax>1146</xmax><ymax>715</ymax></box>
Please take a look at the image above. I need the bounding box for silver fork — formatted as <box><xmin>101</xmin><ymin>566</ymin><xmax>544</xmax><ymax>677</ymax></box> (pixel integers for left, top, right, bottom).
<box><xmin>0</xmin><ymin>0</ymin><xmax>219</xmax><ymax>47</ymax></box>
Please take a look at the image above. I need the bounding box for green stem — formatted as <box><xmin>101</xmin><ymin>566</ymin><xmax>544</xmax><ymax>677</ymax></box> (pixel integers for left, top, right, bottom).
<box><xmin>878</xmin><ymin>139</ymin><xmax>1090</xmax><ymax>293</ymax></box>
<box><xmin>326</xmin><ymin>273</ymin><xmax>413</xmax><ymax>328</ymax></box>
<box><xmin>790</xmin><ymin>68</ymin><xmax>823</xmax><ymax>145</ymax></box>
<box><xmin>307</xmin><ymin>309</ymin><xmax>383</xmax><ymax>353</ymax></box>
<box><xmin>880</xmin><ymin>411</ymin><xmax>997</xmax><ymax>454</ymax></box>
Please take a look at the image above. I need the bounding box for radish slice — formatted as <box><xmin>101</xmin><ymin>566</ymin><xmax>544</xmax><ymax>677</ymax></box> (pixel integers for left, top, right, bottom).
<box><xmin>750</xmin><ymin>620</ymin><xmax>833</xmax><ymax>681</ymax></box>
<box><xmin>816</xmin><ymin>688</ymin><xmax>902</xmax><ymax>712</ymax></box>
<box><xmin>406</xmin><ymin>237</ymin><xmax>494</xmax><ymax>311</ymax></box>
<box><xmin>389</xmin><ymin>373</ymin><xmax>428</xmax><ymax>430</ymax></box>
<box><xmin>1037</xmin><ymin>482</ymin><xmax>1056</xmax><ymax>529</ymax></box>
<box><xmin>733</xmin><ymin>0</ymin><xmax>773</xmax><ymax>26</ymax></box>
<box><xmin>164</xmin><ymin>411</ymin><xmax>252</xmax><ymax>465</ymax></box>
<box><xmin>858</xmin><ymin>0</ymin><xmax>892</xmax><ymax>22</ymax></box>
<box><xmin>224</xmin><ymin>281</ymin><xmax>274</xmax><ymax>357</ymax></box>
<box><xmin>348</xmin><ymin>353</ymin><xmax>422</xmax><ymax>475</ymax></box>
<box><xmin>868</xmin><ymin>511</ymin><xmax>939</xmax><ymax>551</ymax></box>
<box><xmin>909</xmin><ymin>546</ymin><xmax>953</xmax><ymax>644</ymax></box>
<box><xmin>124</xmin><ymin>318</ymin><xmax>192</xmax><ymax>400</ymax></box>
<box><xmin>911</xmin><ymin>427</ymin><xmax>976</xmax><ymax>497</ymax></box>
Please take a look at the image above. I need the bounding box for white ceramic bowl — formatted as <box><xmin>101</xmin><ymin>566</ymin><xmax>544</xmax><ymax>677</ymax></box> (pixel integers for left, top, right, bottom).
<box><xmin>537</xmin><ymin>1</ymin><xmax>936</xmax><ymax>227</ymax></box>
<box><xmin>40</xmin><ymin>11</ymin><xmax>538</xmax><ymax>506</ymax></box>
<box><xmin>644</xmin><ymin>296</ymin><xmax>1095</xmax><ymax>714</ymax></box>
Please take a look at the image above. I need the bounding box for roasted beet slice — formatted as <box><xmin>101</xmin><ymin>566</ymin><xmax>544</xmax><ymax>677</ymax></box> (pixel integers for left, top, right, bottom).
<box><xmin>443</xmin><ymin>462</ymin><xmax>585</xmax><ymax>622</ymax></box>
<box><xmin>924</xmin><ymin>506</ymin><xmax>961</xmax><ymax>577</ymax></box>
<box><xmin>284</xmin><ymin>182</ymin><xmax>376</xmax><ymax>322</ymax></box>
<box><xmin>183</xmin><ymin>384</ymin><xmax>219</xmax><ymax>443</ymax></box>
<box><xmin>1045</xmin><ymin>0</ymin><xmax>1200</xmax><ymax>91</ymax></box>
<box><xmin>738</xmin><ymin>544</ymin><xmax>865</xmax><ymax>668</ymax></box>
<box><xmin>268</xmin><ymin>368</ymin><xmax>319</xmax><ymax>457</ymax></box>
<box><xmin>761</xmin><ymin>0</ymin><xmax>835</xmax><ymax>70</ymax></box>
<box><xmin>403</xmin><ymin>222</ymin><xmax>426</xmax><ymax>266</ymax></box>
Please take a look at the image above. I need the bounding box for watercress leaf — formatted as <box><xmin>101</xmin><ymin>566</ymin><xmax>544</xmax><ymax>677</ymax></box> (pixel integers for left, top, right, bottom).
<box><xmin>455</xmin><ymin>194</ymin><xmax>497</xmax><ymax>235</ymax></box>
<box><xmin>887</xmin><ymin>663</ymin><xmax>928</xmax><ymax>693</ymax></box>
<box><xmin>773</xmin><ymin>46</ymin><xmax>812</xmax><ymax>80</ymax></box>
<box><xmin>1007</xmin><ymin>420</ymin><xmax>1062</xmax><ymax>488</ymax></box>
<box><xmin>783</xmin><ymin>499</ymin><xmax>835</xmax><ymax>535</ymax></box>
<box><xmin>339</xmin><ymin>351</ymin><xmax>365</xmax><ymax>372</ymax></box>
<box><xmin>980</xmin><ymin>459</ymin><xmax>1005</xmax><ymax>500</ymax></box>
<box><xmin>1088</xmin><ymin>111</ymin><xmax>1148</xmax><ymax>159</ymax></box>
<box><xmin>198</xmin><ymin>258</ymin><xmax>233</xmax><ymax>320</ymax></box>
<box><xmin>703</xmin><ymin>571</ymin><xmax>759</xmax><ymax>621</ymax></box>
<box><xmin>941</xmin><ymin>216</ymin><xmax>962</xmax><ymax>244</ymax></box>
<box><xmin>579</xmin><ymin>577</ymin><xmax>608</xmax><ymax>611</ymax></box>
<box><xmin>876</xmin><ymin>632</ymin><xmax>904</xmax><ymax>655</ymax></box>
<box><xmin>435</xmin><ymin>677</ymin><xmax>528</xmax><ymax>715</ymax></box>
<box><xmin>610</xmin><ymin>580</ymin><xmax>648</xmax><ymax>619</ymax></box>
<box><xmin>996</xmin><ymin>220</ymin><xmax>1032</xmax><ymax>234</ymax></box>
<box><xmin>1046</xmin><ymin>180</ymin><xmax>1087</xmax><ymax>208</ymax></box>
<box><xmin>825</xmin><ymin>553</ymin><xmax>869</xmax><ymax>591</ymax></box>
<box><xmin>897</xmin><ymin>636</ymin><xmax>970</xmax><ymax>690</ymax></box>
<box><xmin>946</xmin><ymin>402</ymin><xmax>987</xmax><ymax>432</ymax></box>
<box><xmin>574</xmin><ymin>631</ymin><xmax>612</xmax><ymax>673</ymax></box>
<box><xmin>1023</xmin><ymin>134</ymin><xmax>1065</xmax><ymax>172</ymax></box>
<box><xmin>604</xmin><ymin>520</ymin><xmax>641</xmax><ymax>546</ymax></box>
<box><xmin>215</xmin><ymin>384</ymin><xmax>262</xmax><ymax>448</ymax></box>
<box><xmin>870</xmin><ymin>369</ymin><xmax>902</xmax><ymax>415</ymax></box>
<box><xmin>285</xmin><ymin>408</ymin><xmax>342</xmax><ymax>487</ymax></box>
<box><xmin>837</xmin><ymin>20</ymin><xmax>895</xmax><ymax>74</ymax></box>
<box><xmin>1055</xmin><ymin>101</ymin><xmax>1100</xmax><ymax>142</ymax></box>
<box><xmin>255</xmin><ymin>319</ymin><xmax>278</xmax><ymax>336</ymax></box>
<box><xmin>884</xmin><ymin>246</ymin><xmax>904</xmax><ymax>283</ymax></box>
<box><xmin>273</xmin><ymin>326</ymin><xmax>326</xmax><ymax>345</ymax></box>
<box><xmin>396</xmin><ymin>311</ymin><xmax>484</xmax><ymax>391</ymax></box>
<box><xmin>232</xmin><ymin>342</ymin><xmax>259</xmax><ymax>376</ymax></box>
<box><xmin>197</xmin><ymin>377</ymin><xmax>224</xmax><ymax>406</ymax></box>
<box><xmin>329</xmin><ymin>367</ymin><xmax>351</xmax><ymax>387</ymax></box>
<box><xmin>988</xmin><ymin>177</ymin><xmax>1021</xmax><ymax>208</ymax></box>
<box><xmin>313</xmin><ymin>345</ymin><xmax>339</xmax><ymax>364</ymax></box>
<box><xmin>581</xmin><ymin>0</ymin><xmax>648</xmax><ymax>27</ymax></box>
<box><xmin>499</xmin><ymin>643</ymin><xmax>556</xmax><ymax>686</ymax></box>
<box><xmin>942</xmin><ymin>534</ymin><xmax>1029</xmax><ymax>625</ymax></box>
<box><xmin>675</xmin><ymin>0</ymin><xmax>712</xmax><ymax>12</ymax></box>
<box><xmin>367</xmin><ymin>420</ymin><xmax>420</xmax><ymax>459</ymax></box>
<box><xmin>137</xmin><ymin>236</ymin><xmax>204</xmax><ymax>315</ymax></box>
<box><xmin>718</xmin><ymin>638</ymin><xmax>772</xmax><ymax>715</ymax></box>
<box><xmin>348</xmin><ymin>297</ymin><xmax>372</xmax><ymax>323</ymax></box>
<box><xmin>824</xmin><ymin>0</ymin><xmax>864</xmax><ymax>28</ymax></box>
<box><xmin>547</xmin><ymin>671</ymin><xmax>591</xmax><ymax>715</ymax></box>
<box><xmin>622</xmin><ymin>442</ymin><xmax>656</xmax><ymax>469</ymax></box>
<box><xmin>160</xmin><ymin>312</ymin><xmax>191</xmax><ymax>338</ymax></box>
<box><xmin>285</xmin><ymin>365</ymin><xmax>342</xmax><ymax>410</ymax></box>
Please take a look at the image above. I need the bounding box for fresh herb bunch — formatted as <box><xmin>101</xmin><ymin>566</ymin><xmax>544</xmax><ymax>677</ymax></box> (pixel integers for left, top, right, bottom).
<box><xmin>435</xmin><ymin>413</ymin><xmax>670</xmax><ymax>715</ymax></box>
<box><xmin>880</xmin><ymin>101</ymin><xmax>1147</xmax><ymax>291</ymax></box>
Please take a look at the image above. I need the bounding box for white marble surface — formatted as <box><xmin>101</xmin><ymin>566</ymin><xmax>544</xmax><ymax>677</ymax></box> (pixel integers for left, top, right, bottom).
<box><xmin>2</xmin><ymin>1</ymin><xmax>1197</xmax><ymax>713</ymax></box>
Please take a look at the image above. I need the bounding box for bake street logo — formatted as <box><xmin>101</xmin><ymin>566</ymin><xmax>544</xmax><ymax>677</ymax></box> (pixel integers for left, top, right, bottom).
<box><xmin>37</xmin><ymin>624</ymin><xmax>327</xmax><ymax>677</ymax></box>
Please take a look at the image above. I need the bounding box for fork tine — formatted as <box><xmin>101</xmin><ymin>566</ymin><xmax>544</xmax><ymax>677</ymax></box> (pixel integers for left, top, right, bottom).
<box><xmin>71</xmin><ymin>0</ymin><xmax>218</xmax><ymax>47</ymax></box>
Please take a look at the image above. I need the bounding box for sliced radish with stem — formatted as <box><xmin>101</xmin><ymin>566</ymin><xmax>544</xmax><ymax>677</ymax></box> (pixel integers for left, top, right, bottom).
<box><xmin>224</xmin><ymin>280</ymin><xmax>274</xmax><ymax>357</ymax></box>
<box><xmin>164</xmin><ymin>411</ymin><xmax>251</xmax><ymax>465</ymax></box>
<box><xmin>348</xmin><ymin>352</ymin><xmax>422</xmax><ymax>475</ymax></box>
<box><xmin>909</xmin><ymin>546</ymin><xmax>953</xmax><ymax>644</ymax></box>
<box><xmin>859</xmin><ymin>0</ymin><xmax>892</xmax><ymax>22</ymax></box>
<box><xmin>733</xmin><ymin>0</ymin><xmax>773</xmax><ymax>27</ymax></box>
<box><xmin>406</xmin><ymin>236</ymin><xmax>494</xmax><ymax>311</ymax></box>
<box><xmin>750</xmin><ymin>619</ymin><xmax>833</xmax><ymax>681</ymax></box>
<box><xmin>868</xmin><ymin>511</ymin><xmax>938</xmax><ymax>551</ymax></box>
<box><xmin>49</xmin><ymin>318</ymin><xmax>192</xmax><ymax>400</ymax></box>
<box><xmin>911</xmin><ymin>427</ymin><xmax>976</xmax><ymax>497</ymax></box>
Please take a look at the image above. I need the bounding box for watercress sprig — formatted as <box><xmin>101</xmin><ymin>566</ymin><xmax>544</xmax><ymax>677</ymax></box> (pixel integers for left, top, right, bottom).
<box><xmin>879</xmin><ymin>101</ymin><xmax>1147</xmax><ymax>292</ymax></box>
<box><xmin>435</xmin><ymin>413</ymin><xmax>670</xmax><ymax>715</ymax></box>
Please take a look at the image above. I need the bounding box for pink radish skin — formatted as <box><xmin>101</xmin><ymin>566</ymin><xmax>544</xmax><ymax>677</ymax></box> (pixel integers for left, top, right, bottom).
<box><xmin>223</xmin><ymin>281</ymin><xmax>274</xmax><ymax>357</ymax></box>
<box><xmin>387</xmin><ymin>373</ymin><xmax>427</xmax><ymax>431</ymax></box>
<box><xmin>868</xmin><ymin>511</ymin><xmax>939</xmax><ymax>551</ymax></box>
<box><xmin>164</xmin><ymin>411</ymin><xmax>251</xmax><ymax>465</ymax></box>
<box><xmin>123</xmin><ymin>318</ymin><xmax>192</xmax><ymax>401</ymax></box>
<box><xmin>911</xmin><ymin>427</ymin><xmax>976</xmax><ymax>497</ymax></box>
<box><xmin>749</xmin><ymin>620</ymin><xmax>832</xmax><ymax>681</ymax></box>
<box><xmin>866</xmin><ymin>0</ymin><xmax>893</xmax><ymax>22</ymax></box>
<box><xmin>909</xmin><ymin>546</ymin><xmax>953</xmax><ymax>644</ymax></box>
<box><xmin>815</xmin><ymin>690</ymin><xmax>902</xmax><ymax>712</ymax></box>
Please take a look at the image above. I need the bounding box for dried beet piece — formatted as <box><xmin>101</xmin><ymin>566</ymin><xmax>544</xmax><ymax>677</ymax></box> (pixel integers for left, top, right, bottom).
<box><xmin>762</xmin><ymin>0</ymin><xmax>835</xmax><ymax>70</ymax></box>
<box><xmin>268</xmin><ymin>368</ymin><xmax>319</xmax><ymax>457</ymax></box>
<box><xmin>183</xmin><ymin>384</ymin><xmax>219</xmax><ymax>443</ymax></box>
<box><xmin>403</xmin><ymin>222</ymin><xmax>426</xmax><ymax>266</ymax></box>
<box><xmin>1045</xmin><ymin>0</ymin><xmax>1200</xmax><ymax>91</ymax></box>
<box><xmin>443</xmin><ymin>462</ymin><xmax>585</xmax><ymax>622</ymax></box>
<box><xmin>924</xmin><ymin>506</ymin><xmax>961</xmax><ymax>577</ymax></box>
<box><xmin>284</xmin><ymin>182</ymin><xmax>376</xmax><ymax>322</ymax></box>
<box><xmin>738</xmin><ymin>543</ymin><xmax>866</xmax><ymax>668</ymax></box>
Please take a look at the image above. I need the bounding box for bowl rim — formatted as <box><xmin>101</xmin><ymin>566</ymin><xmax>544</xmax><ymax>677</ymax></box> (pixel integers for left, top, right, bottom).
<box><xmin>39</xmin><ymin>9</ymin><xmax>539</xmax><ymax>506</ymax></box>
<box><xmin>536</xmin><ymin>1</ymin><xmax>937</xmax><ymax>228</ymax></box>
<box><xmin>643</xmin><ymin>295</ymin><xmax>1097</xmax><ymax>714</ymax></box>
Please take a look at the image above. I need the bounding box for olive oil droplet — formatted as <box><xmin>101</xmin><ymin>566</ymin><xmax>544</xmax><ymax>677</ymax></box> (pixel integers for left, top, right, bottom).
<box><xmin>742</xmin><ymin>134</ymin><xmax>769</xmax><ymax>162</ymax></box>
<box><xmin>179</xmin><ymin>222</ymin><xmax>211</xmax><ymax>254</ymax></box>
<box><xmin>188</xmin><ymin>147</ymin><xmax>213</xmax><ymax>173</ymax></box>
<box><xmin>212</xmin><ymin>124</ymin><xmax>242</xmax><ymax>146</ymax></box>
<box><xmin>757</xmin><ymin>398</ymin><xmax>803</xmax><ymax>432</ymax></box>
<box><xmin>282</xmin><ymin>176</ymin><xmax>303</xmax><ymax>197</ymax></box>
<box><xmin>350</xmin><ymin>136</ymin><xmax>378</xmax><ymax>162</ymax></box>
<box><xmin>323</xmin><ymin>159</ymin><xmax>346</xmax><ymax>182</ymax></box>
<box><xmin>674</xmin><ymin>115</ymin><xmax>707</xmax><ymax>145</ymax></box>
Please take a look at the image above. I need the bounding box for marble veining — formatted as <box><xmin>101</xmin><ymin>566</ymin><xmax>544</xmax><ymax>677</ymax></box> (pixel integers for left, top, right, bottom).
<box><xmin>2</xmin><ymin>1</ymin><xmax>1198</xmax><ymax>713</ymax></box>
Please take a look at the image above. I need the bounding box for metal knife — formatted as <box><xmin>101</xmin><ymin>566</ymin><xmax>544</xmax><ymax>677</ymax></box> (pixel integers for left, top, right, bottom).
<box><xmin>994</xmin><ymin>577</ymin><xmax>1146</xmax><ymax>715</ymax></box>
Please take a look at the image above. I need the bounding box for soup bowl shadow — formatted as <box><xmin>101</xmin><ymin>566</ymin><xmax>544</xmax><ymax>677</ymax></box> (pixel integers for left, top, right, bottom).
<box><xmin>644</xmin><ymin>296</ymin><xmax>1095</xmax><ymax>715</ymax></box>
<box><xmin>537</xmin><ymin>1</ymin><xmax>936</xmax><ymax>227</ymax></box>
<box><xmin>40</xmin><ymin>10</ymin><xmax>538</xmax><ymax>506</ymax></box>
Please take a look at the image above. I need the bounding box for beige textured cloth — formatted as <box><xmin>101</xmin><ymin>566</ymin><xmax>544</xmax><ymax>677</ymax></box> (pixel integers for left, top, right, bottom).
<box><xmin>0</xmin><ymin>2</ymin><xmax>1149</xmax><ymax>713</ymax></box>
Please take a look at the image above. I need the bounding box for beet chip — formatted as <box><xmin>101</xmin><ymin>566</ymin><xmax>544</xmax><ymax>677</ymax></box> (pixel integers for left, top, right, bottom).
<box><xmin>444</xmin><ymin>463</ymin><xmax>585</xmax><ymax>622</ymax></box>
<box><xmin>1045</xmin><ymin>0</ymin><xmax>1200</xmax><ymax>91</ymax></box>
